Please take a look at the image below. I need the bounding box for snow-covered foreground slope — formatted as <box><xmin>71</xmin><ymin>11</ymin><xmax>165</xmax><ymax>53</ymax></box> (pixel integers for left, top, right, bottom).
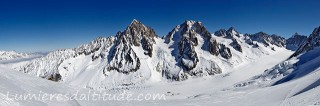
<box><xmin>0</xmin><ymin>65</ymin><xmax>80</xmax><ymax>106</ymax></box>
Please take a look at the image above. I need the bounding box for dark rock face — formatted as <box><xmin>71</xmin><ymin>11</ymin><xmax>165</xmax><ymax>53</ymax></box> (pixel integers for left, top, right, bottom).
<box><xmin>291</xmin><ymin>26</ymin><xmax>320</xmax><ymax>57</ymax></box>
<box><xmin>253</xmin><ymin>43</ymin><xmax>259</xmax><ymax>48</ymax></box>
<box><xmin>121</xmin><ymin>19</ymin><xmax>157</xmax><ymax>57</ymax></box>
<box><xmin>230</xmin><ymin>38</ymin><xmax>243</xmax><ymax>52</ymax></box>
<box><xmin>193</xmin><ymin>21</ymin><xmax>212</xmax><ymax>39</ymax></box>
<box><xmin>214</xmin><ymin>29</ymin><xmax>227</xmax><ymax>37</ymax></box>
<box><xmin>141</xmin><ymin>37</ymin><xmax>154</xmax><ymax>57</ymax></box>
<box><xmin>208</xmin><ymin>38</ymin><xmax>232</xmax><ymax>59</ymax></box>
<box><xmin>201</xmin><ymin>61</ymin><xmax>222</xmax><ymax>75</ymax></box>
<box><xmin>249</xmin><ymin>32</ymin><xmax>286</xmax><ymax>47</ymax></box>
<box><xmin>209</xmin><ymin>38</ymin><xmax>220</xmax><ymax>56</ymax></box>
<box><xmin>227</xmin><ymin>27</ymin><xmax>241</xmax><ymax>38</ymax></box>
<box><xmin>107</xmin><ymin>19</ymin><xmax>157</xmax><ymax>74</ymax></box>
<box><xmin>164</xmin><ymin>20</ymin><xmax>223</xmax><ymax>77</ymax></box>
<box><xmin>179</xmin><ymin>37</ymin><xmax>199</xmax><ymax>70</ymax></box>
<box><xmin>214</xmin><ymin>27</ymin><xmax>243</xmax><ymax>53</ymax></box>
<box><xmin>176</xmin><ymin>21</ymin><xmax>202</xmax><ymax>71</ymax></box>
<box><xmin>214</xmin><ymin>27</ymin><xmax>240</xmax><ymax>38</ymax></box>
<box><xmin>244</xmin><ymin>34</ymin><xmax>254</xmax><ymax>45</ymax></box>
<box><xmin>286</xmin><ymin>33</ymin><xmax>307</xmax><ymax>51</ymax></box>
<box><xmin>270</xmin><ymin>34</ymin><xmax>286</xmax><ymax>47</ymax></box>
<box><xmin>219</xmin><ymin>44</ymin><xmax>232</xmax><ymax>59</ymax></box>
<box><xmin>108</xmin><ymin>34</ymin><xmax>141</xmax><ymax>74</ymax></box>
<box><xmin>47</xmin><ymin>73</ymin><xmax>61</xmax><ymax>82</ymax></box>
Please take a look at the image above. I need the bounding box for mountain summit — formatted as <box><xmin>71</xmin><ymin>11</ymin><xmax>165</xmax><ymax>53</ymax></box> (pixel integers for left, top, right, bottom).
<box><xmin>291</xmin><ymin>26</ymin><xmax>320</xmax><ymax>57</ymax></box>
<box><xmin>285</xmin><ymin>33</ymin><xmax>307</xmax><ymax>51</ymax></box>
<box><xmin>116</xmin><ymin>19</ymin><xmax>157</xmax><ymax>56</ymax></box>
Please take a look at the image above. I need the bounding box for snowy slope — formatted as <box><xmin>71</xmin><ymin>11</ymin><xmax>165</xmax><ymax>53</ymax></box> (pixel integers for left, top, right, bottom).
<box><xmin>0</xmin><ymin>65</ymin><xmax>80</xmax><ymax>106</ymax></box>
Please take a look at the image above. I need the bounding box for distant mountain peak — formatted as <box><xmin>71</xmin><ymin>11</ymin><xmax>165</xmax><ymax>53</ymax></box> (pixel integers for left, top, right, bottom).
<box><xmin>256</xmin><ymin>31</ymin><xmax>268</xmax><ymax>35</ymax></box>
<box><xmin>291</xmin><ymin>32</ymin><xmax>306</xmax><ymax>38</ymax></box>
<box><xmin>118</xmin><ymin>19</ymin><xmax>156</xmax><ymax>43</ymax></box>
<box><xmin>184</xmin><ymin>20</ymin><xmax>196</xmax><ymax>25</ymax></box>
<box><xmin>227</xmin><ymin>27</ymin><xmax>236</xmax><ymax>32</ymax></box>
<box><xmin>115</xmin><ymin>19</ymin><xmax>157</xmax><ymax>57</ymax></box>
<box><xmin>127</xmin><ymin>19</ymin><xmax>146</xmax><ymax>30</ymax></box>
<box><xmin>292</xmin><ymin>26</ymin><xmax>320</xmax><ymax>57</ymax></box>
<box><xmin>130</xmin><ymin>19</ymin><xmax>140</xmax><ymax>25</ymax></box>
<box><xmin>250</xmin><ymin>31</ymin><xmax>285</xmax><ymax>48</ymax></box>
<box><xmin>214</xmin><ymin>27</ymin><xmax>240</xmax><ymax>38</ymax></box>
<box><xmin>286</xmin><ymin>32</ymin><xmax>307</xmax><ymax>51</ymax></box>
<box><xmin>311</xmin><ymin>26</ymin><xmax>320</xmax><ymax>36</ymax></box>
<box><xmin>0</xmin><ymin>51</ymin><xmax>31</xmax><ymax>61</ymax></box>
<box><xmin>165</xmin><ymin>20</ymin><xmax>212</xmax><ymax>44</ymax></box>
<box><xmin>180</xmin><ymin>20</ymin><xmax>204</xmax><ymax>30</ymax></box>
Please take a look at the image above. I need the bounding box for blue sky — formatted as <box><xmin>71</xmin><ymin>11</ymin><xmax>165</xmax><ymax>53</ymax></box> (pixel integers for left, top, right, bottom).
<box><xmin>0</xmin><ymin>0</ymin><xmax>320</xmax><ymax>52</ymax></box>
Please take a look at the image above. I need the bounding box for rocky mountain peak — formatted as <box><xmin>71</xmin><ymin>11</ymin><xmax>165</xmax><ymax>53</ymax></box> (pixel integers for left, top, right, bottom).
<box><xmin>292</xmin><ymin>26</ymin><xmax>320</xmax><ymax>57</ymax></box>
<box><xmin>227</xmin><ymin>27</ymin><xmax>237</xmax><ymax>34</ymax></box>
<box><xmin>115</xmin><ymin>19</ymin><xmax>157</xmax><ymax>57</ymax></box>
<box><xmin>250</xmin><ymin>32</ymin><xmax>285</xmax><ymax>48</ymax></box>
<box><xmin>107</xmin><ymin>20</ymin><xmax>158</xmax><ymax>74</ymax></box>
<box><xmin>213</xmin><ymin>27</ymin><xmax>243</xmax><ymax>52</ymax></box>
<box><xmin>228</xmin><ymin>27</ymin><xmax>236</xmax><ymax>30</ymax></box>
<box><xmin>165</xmin><ymin>20</ymin><xmax>211</xmax><ymax>44</ymax></box>
<box><xmin>164</xmin><ymin>20</ymin><xmax>233</xmax><ymax>74</ymax></box>
<box><xmin>227</xmin><ymin>27</ymin><xmax>240</xmax><ymax>37</ymax></box>
<box><xmin>128</xmin><ymin>19</ymin><xmax>145</xmax><ymax>30</ymax></box>
<box><xmin>131</xmin><ymin>19</ymin><xmax>139</xmax><ymax>24</ymax></box>
<box><xmin>214</xmin><ymin>27</ymin><xmax>240</xmax><ymax>38</ymax></box>
<box><xmin>184</xmin><ymin>20</ymin><xmax>196</xmax><ymax>27</ymax></box>
<box><xmin>0</xmin><ymin>51</ymin><xmax>31</xmax><ymax>61</ymax></box>
<box><xmin>181</xmin><ymin>20</ymin><xmax>210</xmax><ymax>37</ymax></box>
<box><xmin>258</xmin><ymin>31</ymin><xmax>267</xmax><ymax>35</ymax></box>
<box><xmin>310</xmin><ymin>26</ymin><xmax>320</xmax><ymax>38</ymax></box>
<box><xmin>214</xmin><ymin>29</ymin><xmax>227</xmax><ymax>37</ymax></box>
<box><xmin>290</xmin><ymin>32</ymin><xmax>303</xmax><ymax>38</ymax></box>
<box><xmin>161</xmin><ymin>20</ymin><xmax>225</xmax><ymax>79</ymax></box>
<box><xmin>286</xmin><ymin>33</ymin><xmax>307</xmax><ymax>51</ymax></box>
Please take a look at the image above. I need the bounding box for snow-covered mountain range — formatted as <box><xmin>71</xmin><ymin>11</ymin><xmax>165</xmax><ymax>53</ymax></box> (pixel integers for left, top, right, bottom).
<box><xmin>5</xmin><ymin>20</ymin><xmax>292</xmax><ymax>89</ymax></box>
<box><xmin>0</xmin><ymin>51</ymin><xmax>30</xmax><ymax>61</ymax></box>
